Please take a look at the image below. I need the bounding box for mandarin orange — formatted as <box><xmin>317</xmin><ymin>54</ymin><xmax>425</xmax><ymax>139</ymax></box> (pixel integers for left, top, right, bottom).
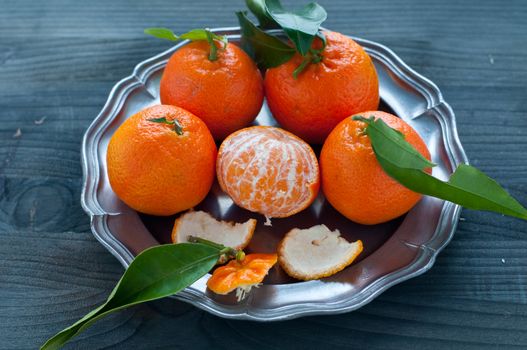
<box><xmin>160</xmin><ymin>41</ymin><xmax>264</xmax><ymax>140</ymax></box>
<box><xmin>320</xmin><ymin>111</ymin><xmax>431</xmax><ymax>225</ymax></box>
<box><xmin>107</xmin><ymin>105</ymin><xmax>217</xmax><ymax>216</ymax></box>
<box><xmin>216</xmin><ymin>126</ymin><xmax>319</xmax><ymax>220</ymax></box>
<box><xmin>264</xmin><ymin>31</ymin><xmax>379</xmax><ymax>144</ymax></box>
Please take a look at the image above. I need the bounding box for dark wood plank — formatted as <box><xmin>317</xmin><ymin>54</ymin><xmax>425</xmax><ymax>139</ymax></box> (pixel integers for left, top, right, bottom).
<box><xmin>1</xmin><ymin>0</ymin><xmax>526</xmax><ymax>349</ymax></box>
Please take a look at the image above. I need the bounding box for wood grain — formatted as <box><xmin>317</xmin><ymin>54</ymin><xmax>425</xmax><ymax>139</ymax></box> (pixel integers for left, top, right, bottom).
<box><xmin>1</xmin><ymin>0</ymin><xmax>526</xmax><ymax>348</ymax></box>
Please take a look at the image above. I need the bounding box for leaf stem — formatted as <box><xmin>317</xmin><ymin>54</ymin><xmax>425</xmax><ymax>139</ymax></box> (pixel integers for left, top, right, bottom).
<box><xmin>187</xmin><ymin>235</ymin><xmax>225</xmax><ymax>249</ymax></box>
<box><xmin>293</xmin><ymin>55</ymin><xmax>311</xmax><ymax>79</ymax></box>
<box><xmin>205</xmin><ymin>30</ymin><xmax>218</xmax><ymax>61</ymax></box>
<box><xmin>187</xmin><ymin>235</ymin><xmax>244</xmax><ymax>262</ymax></box>
<box><xmin>292</xmin><ymin>31</ymin><xmax>326</xmax><ymax>78</ymax></box>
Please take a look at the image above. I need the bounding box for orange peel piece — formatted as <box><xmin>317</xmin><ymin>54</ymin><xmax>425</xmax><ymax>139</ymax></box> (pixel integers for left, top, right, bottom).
<box><xmin>278</xmin><ymin>225</ymin><xmax>363</xmax><ymax>280</ymax></box>
<box><xmin>207</xmin><ymin>253</ymin><xmax>277</xmax><ymax>300</ymax></box>
<box><xmin>172</xmin><ymin>211</ymin><xmax>256</xmax><ymax>250</ymax></box>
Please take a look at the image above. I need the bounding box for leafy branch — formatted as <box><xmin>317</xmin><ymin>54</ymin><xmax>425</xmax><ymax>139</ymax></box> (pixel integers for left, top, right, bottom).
<box><xmin>41</xmin><ymin>240</ymin><xmax>243</xmax><ymax>350</ymax></box>
<box><xmin>355</xmin><ymin>116</ymin><xmax>527</xmax><ymax>220</ymax></box>
<box><xmin>239</xmin><ymin>0</ymin><xmax>328</xmax><ymax>76</ymax></box>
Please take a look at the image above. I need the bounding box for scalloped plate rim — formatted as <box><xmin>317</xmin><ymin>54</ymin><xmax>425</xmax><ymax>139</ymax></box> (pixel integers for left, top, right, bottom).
<box><xmin>80</xmin><ymin>27</ymin><xmax>468</xmax><ymax>321</ymax></box>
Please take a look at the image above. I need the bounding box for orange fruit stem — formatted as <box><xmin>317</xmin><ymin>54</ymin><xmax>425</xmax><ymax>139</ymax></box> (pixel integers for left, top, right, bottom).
<box><xmin>147</xmin><ymin>117</ymin><xmax>184</xmax><ymax>135</ymax></box>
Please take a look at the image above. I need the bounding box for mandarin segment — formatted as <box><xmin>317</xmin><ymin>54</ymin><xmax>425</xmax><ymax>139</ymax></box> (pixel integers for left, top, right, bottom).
<box><xmin>264</xmin><ymin>30</ymin><xmax>379</xmax><ymax>144</ymax></box>
<box><xmin>160</xmin><ymin>41</ymin><xmax>264</xmax><ymax>140</ymax></box>
<box><xmin>217</xmin><ymin>126</ymin><xmax>320</xmax><ymax>219</ymax></box>
<box><xmin>320</xmin><ymin>111</ymin><xmax>431</xmax><ymax>225</ymax></box>
<box><xmin>106</xmin><ymin>105</ymin><xmax>217</xmax><ymax>216</ymax></box>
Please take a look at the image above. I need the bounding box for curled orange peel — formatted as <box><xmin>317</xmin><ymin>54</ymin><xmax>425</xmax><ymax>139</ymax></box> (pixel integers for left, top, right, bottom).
<box><xmin>207</xmin><ymin>253</ymin><xmax>277</xmax><ymax>300</ymax></box>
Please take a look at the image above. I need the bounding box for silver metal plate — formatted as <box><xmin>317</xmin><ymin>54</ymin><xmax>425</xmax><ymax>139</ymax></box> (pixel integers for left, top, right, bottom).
<box><xmin>81</xmin><ymin>27</ymin><xmax>468</xmax><ymax>321</ymax></box>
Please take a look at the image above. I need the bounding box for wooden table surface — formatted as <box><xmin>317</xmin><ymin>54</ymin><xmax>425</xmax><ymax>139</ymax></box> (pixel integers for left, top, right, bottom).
<box><xmin>1</xmin><ymin>0</ymin><xmax>527</xmax><ymax>349</ymax></box>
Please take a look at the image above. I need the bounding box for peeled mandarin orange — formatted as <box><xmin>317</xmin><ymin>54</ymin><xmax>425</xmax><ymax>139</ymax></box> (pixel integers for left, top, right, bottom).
<box><xmin>265</xmin><ymin>31</ymin><xmax>379</xmax><ymax>144</ymax></box>
<box><xmin>107</xmin><ymin>105</ymin><xmax>217</xmax><ymax>216</ymax></box>
<box><xmin>160</xmin><ymin>41</ymin><xmax>264</xmax><ymax>140</ymax></box>
<box><xmin>320</xmin><ymin>111</ymin><xmax>431</xmax><ymax>225</ymax></box>
<box><xmin>216</xmin><ymin>126</ymin><xmax>319</xmax><ymax>220</ymax></box>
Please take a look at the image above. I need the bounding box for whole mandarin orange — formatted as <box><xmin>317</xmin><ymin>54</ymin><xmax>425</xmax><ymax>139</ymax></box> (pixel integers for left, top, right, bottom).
<box><xmin>320</xmin><ymin>111</ymin><xmax>431</xmax><ymax>225</ymax></box>
<box><xmin>216</xmin><ymin>126</ymin><xmax>319</xmax><ymax>220</ymax></box>
<box><xmin>160</xmin><ymin>41</ymin><xmax>264</xmax><ymax>140</ymax></box>
<box><xmin>107</xmin><ymin>105</ymin><xmax>217</xmax><ymax>216</ymax></box>
<box><xmin>265</xmin><ymin>31</ymin><xmax>379</xmax><ymax>144</ymax></box>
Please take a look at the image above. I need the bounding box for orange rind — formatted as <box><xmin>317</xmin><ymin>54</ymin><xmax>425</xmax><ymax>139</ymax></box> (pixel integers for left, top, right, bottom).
<box><xmin>207</xmin><ymin>253</ymin><xmax>278</xmax><ymax>300</ymax></box>
<box><xmin>278</xmin><ymin>225</ymin><xmax>363</xmax><ymax>280</ymax></box>
<box><xmin>172</xmin><ymin>211</ymin><xmax>256</xmax><ymax>250</ymax></box>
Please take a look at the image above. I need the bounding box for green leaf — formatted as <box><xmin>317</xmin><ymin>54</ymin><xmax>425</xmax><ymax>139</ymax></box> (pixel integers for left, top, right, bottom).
<box><xmin>354</xmin><ymin>116</ymin><xmax>436</xmax><ymax>170</ymax></box>
<box><xmin>179</xmin><ymin>28</ymin><xmax>209</xmax><ymax>41</ymax></box>
<box><xmin>180</xmin><ymin>29</ymin><xmax>228</xmax><ymax>50</ymax></box>
<box><xmin>145</xmin><ymin>28</ymin><xmax>226</xmax><ymax>47</ymax></box>
<box><xmin>360</xmin><ymin>117</ymin><xmax>527</xmax><ymax>220</ymax></box>
<box><xmin>41</xmin><ymin>243</ymin><xmax>220</xmax><ymax>350</ymax></box>
<box><xmin>145</xmin><ymin>28</ymin><xmax>227</xmax><ymax>61</ymax></box>
<box><xmin>264</xmin><ymin>0</ymin><xmax>327</xmax><ymax>55</ymax></box>
<box><xmin>148</xmin><ymin>117</ymin><xmax>173</xmax><ymax>125</ymax></box>
<box><xmin>236</xmin><ymin>11</ymin><xmax>296</xmax><ymax>68</ymax></box>
<box><xmin>144</xmin><ymin>27</ymin><xmax>180</xmax><ymax>41</ymax></box>
<box><xmin>245</xmin><ymin>0</ymin><xmax>278</xmax><ymax>28</ymax></box>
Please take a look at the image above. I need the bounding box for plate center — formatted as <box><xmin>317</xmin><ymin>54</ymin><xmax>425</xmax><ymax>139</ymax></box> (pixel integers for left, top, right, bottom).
<box><xmin>139</xmin><ymin>99</ymin><xmax>404</xmax><ymax>285</ymax></box>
